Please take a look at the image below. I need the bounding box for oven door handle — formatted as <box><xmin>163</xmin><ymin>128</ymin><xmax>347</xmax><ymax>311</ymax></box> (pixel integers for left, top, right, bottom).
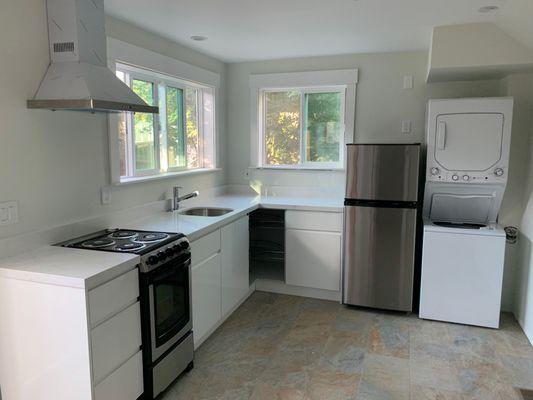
<box><xmin>151</xmin><ymin>257</ymin><xmax>191</xmax><ymax>284</ymax></box>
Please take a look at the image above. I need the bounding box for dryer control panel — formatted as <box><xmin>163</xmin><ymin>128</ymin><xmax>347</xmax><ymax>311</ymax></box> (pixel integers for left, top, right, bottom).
<box><xmin>427</xmin><ymin>165</ymin><xmax>507</xmax><ymax>184</ymax></box>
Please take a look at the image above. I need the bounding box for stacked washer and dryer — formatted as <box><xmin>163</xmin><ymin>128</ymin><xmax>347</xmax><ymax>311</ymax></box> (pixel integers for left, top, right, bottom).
<box><xmin>419</xmin><ymin>97</ymin><xmax>514</xmax><ymax>329</ymax></box>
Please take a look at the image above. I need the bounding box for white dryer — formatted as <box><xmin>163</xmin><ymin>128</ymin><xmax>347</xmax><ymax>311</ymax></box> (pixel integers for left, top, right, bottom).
<box><xmin>424</xmin><ymin>97</ymin><xmax>513</xmax><ymax>223</ymax></box>
<box><xmin>420</xmin><ymin>97</ymin><xmax>513</xmax><ymax>328</ymax></box>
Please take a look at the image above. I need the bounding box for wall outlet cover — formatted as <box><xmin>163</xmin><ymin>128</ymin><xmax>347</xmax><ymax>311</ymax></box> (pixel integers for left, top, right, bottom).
<box><xmin>0</xmin><ymin>201</ymin><xmax>18</xmax><ymax>225</ymax></box>
<box><xmin>101</xmin><ymin>187</ymin><xmax>111</xmax><ymax>205</ymax></box>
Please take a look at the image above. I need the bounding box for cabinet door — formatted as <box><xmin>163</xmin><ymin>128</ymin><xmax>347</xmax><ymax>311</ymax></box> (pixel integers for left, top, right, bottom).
<box><xmin>221</xmin><ymin>216</ymin><xmax>250</xmax><ymax>316</ymax></box>
<box><xmin>191</xmin><ymin>253</ymin><xmax>221</xmax><ymax>345</ymax></box>
<box><xmin>286</xmin><ymin>229</ymin><xmax>341</xmax><ymax>291</ymax></box>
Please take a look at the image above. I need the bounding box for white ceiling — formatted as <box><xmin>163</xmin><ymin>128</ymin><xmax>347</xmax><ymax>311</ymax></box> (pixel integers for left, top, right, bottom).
<box><xmin>104</xmin><ymin>0</ymin><xmax>533</xmax><ymax>63</ymax></box>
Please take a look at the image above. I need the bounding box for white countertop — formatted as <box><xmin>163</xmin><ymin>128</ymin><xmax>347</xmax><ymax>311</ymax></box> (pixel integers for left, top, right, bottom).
<box><xmin>0</xmin><ymin>246</ymin><xmax>139</xmax><ymax>289</ymax></box>
<box><xmin>0</xmin><ymin>193</ymin><xmax>343</xmax><ymax>288</ymax></box>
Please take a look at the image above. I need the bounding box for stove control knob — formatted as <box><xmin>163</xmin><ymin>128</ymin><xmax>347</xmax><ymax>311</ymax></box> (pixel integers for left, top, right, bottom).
<box><xmin>494</xmin><ymin>168</ymin><xmax>504</xmax><ymax>177</ymax></box>
<box><xmin>147</xmin><ymin>255</ymin><xmax>158</xmax><ymax>265</ymax></box>
<box><xmin>430</xmin><ymin>167</ymin><xmax>440</xmax><ymax>176</ymax></box>
<box><xmin>179</xmin><ymin>241</ymin><xmax>189</xmax><ymax>250</ymax></box>
<box><xmin>157</xmin><ymin>251</ymin><xmax>167</xmax><ymax>261</ymax></box>
<box><xmin>173</xmin><ymin>244</ymin><xmax>181</xmax><ymax>253</ymax></box>
<box><xmin>452</xmin><ymin>174</ymin><xmax>459</xmax><ymax>181</ymax></box>
<box><xmin>462</xmin><ymin>175</ymin><xmax>470</xmax><ymax>181</ymax></box>
<box><xmin>165</xmin><ymin>248</ymin><xmax>174</xmax><ymax>257</ymax></box>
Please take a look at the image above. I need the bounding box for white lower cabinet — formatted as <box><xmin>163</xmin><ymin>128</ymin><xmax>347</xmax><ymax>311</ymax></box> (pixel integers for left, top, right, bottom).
<box><xmin>285</xmin><ymin>210</ymin><xmax>343</xmax><ymax>292</ymax></box>
<box><xmin>190</xmin><ymin>215</ymin><xmax>250</xmax><ymax>348</ymax></box>
<box><xmin>221</xmin><ymin>216</ymin><xmax>250</xmax><ymax>316</ymax></box>
<box><xmin>191</xmin><ymin>253</ymin><xmax>222</xmax><ymax>344</ymax></box>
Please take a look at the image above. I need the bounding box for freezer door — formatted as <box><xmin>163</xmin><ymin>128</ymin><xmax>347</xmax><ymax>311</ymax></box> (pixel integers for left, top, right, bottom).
<box><xmin>343</xmin><ymin>205</ymin><xmax>417</xmax><ymax>311</ymax></box>
<box><xmin>345</xmin><ymin>144</ymin><xmax>420</xmax><ymax>201</ymax></box>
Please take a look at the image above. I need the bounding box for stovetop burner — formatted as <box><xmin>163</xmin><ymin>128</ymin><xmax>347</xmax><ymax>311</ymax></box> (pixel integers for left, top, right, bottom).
<box><xmin>82</xmin><ymin>238</ymin><xmax>116</xmax><ymax>248</ymax></box>
<box><xmin>57</xmin><ymin>229</ymin><xmax>183</xmax><ymax>255</ymax></box>
<box><xmin>134</xmin><ymin>232</ymin><xmax>169</xmax><ymax>243</ymax></box>
<box><xmin>115</xmin><ymin>242</ymin><xmax>145</xmax><ymax>251</ymax></box>
<box><xmin>109</xmin><ymin>230</ymin><xmax>138</xmax><ymax>239</ymax></box>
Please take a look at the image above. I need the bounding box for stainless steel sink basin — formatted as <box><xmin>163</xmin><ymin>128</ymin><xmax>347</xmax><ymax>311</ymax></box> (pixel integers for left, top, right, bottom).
<box><xmin>179</xmin><ymin>207</ymin><xmax>233</xmax><ymax>217</ymax></box>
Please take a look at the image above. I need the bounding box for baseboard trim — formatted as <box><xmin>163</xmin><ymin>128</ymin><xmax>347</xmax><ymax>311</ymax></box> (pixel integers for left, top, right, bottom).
<box><xmin>254</xmin><ymin>279</ymin><xmax>341</xmax><ymax>302</ymax></box>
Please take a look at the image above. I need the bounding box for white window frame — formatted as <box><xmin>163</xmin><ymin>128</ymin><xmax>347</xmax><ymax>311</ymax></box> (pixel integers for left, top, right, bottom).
<box><xmin>250</xmin><ymin>69</ymin><xmax>358</xmax><ymax>170</ymax></box>
<box><xmin>107</xmin><ymin>38</ymin><xmax>220</xmax><ymax>184</ymax></box>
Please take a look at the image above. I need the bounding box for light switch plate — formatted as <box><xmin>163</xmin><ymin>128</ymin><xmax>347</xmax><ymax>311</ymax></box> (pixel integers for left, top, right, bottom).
<box><xmin>403</xmin><ymin>75</ymin><xmax>414</xmax><ymax>90</ymax></box>
<box><xmin>0</xmin><ymin>201</ymin><xmax>18</xmax><ymax>225</ymax></box>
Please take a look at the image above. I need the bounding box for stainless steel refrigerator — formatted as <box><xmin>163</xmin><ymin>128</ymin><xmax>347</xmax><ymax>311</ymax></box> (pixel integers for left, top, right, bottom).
<box><xmin>343</xmin><ymin>144</ymin><xmax>421</xmax><ymax>312</ymax></box>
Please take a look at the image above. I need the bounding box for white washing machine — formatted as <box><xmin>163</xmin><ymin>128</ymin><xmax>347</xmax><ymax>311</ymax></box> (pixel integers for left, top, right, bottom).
<box><xmin>420</xmin><ymin>221</ymin><xmax>506</xmax><ymax>328</ymax></box>
<box><xmin>419</xmin><ymin>97</ymin><xmax>513</xmax><ymax>328</ymax></box>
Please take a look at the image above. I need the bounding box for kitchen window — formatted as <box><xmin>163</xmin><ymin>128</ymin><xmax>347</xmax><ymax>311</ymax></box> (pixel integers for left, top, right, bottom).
<box><xmin>250</xmin><ymin>69</ymin><xmax>358</xmax><ymax>170</ymax></box>
<box><xmin>113</xmin><ymin>63</ymin><xmax>216</xmax><ymax>181</ymax></box>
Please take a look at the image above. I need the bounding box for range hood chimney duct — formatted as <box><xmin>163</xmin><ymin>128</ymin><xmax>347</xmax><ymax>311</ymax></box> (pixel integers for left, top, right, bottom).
<box><xmin>27</xmin><ymin>0</ymin><xmax>159</xmax><ymax>114</ymax></box>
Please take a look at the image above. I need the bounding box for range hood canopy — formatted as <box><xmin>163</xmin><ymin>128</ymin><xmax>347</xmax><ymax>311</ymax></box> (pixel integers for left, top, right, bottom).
<box><xmin>28</xmin><ymin>0</ymin><xmax>158</xmax><ymax>114</ymax></box>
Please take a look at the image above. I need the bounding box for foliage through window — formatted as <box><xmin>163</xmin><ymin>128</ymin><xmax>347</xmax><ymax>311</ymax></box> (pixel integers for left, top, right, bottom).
<box><xmin>116</xmin><ymin>64</ymin><xmax>215</xmax><ymax>179</ymax></box>
<box><xmin>261</xmin><ymin>87</ymin><xmax>345</xmax><ymax>168</ymax></box>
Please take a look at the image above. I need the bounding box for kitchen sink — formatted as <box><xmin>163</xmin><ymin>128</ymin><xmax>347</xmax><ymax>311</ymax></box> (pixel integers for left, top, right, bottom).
<box><xmin>179</xmin><ymin>207</ymin><xmax>233</xmax><ymax>217</ymax></box>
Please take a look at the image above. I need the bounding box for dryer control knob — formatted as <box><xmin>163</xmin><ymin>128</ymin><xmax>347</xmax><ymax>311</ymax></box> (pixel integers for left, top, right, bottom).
<box><xmin>494</xmin><ymin>168</ymin><xmax>504</xmax><ymax>177</ymax></box>
<box><xmin>462</xmin><ymin>175</ymin><xmax>470</xmax><ymax>181</ymax></box>
<box><xmin>430</xmin><ymin>167</ymin><xmax>440</xmax><ymax>176</ymax></box>
<box><xmin>452</xmin><ymin>174</ymin><xmax>459</xmax><ymax>181</ymax></box>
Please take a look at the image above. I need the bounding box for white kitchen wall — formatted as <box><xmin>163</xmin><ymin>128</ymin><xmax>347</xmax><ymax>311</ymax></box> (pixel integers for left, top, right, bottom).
<box><xmin>500</xmin><ymin>73</ymin><xmax>533</xmax><ymax>342</ymax></box>
<box><xmin>226</xmin><ymin>51</ymin><xmax>501</xmax><ymax>192</ymax></box>
<box><xmin>0</xmin><ymin>2</ymin><xmax>226</xmax><ymax>240</ymax></box>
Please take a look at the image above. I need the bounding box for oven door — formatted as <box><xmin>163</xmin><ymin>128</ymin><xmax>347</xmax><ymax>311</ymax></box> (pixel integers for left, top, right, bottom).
<box><xmin>148</xmin><ymin>255</ymin><xmax>192</xmax><ymax>362</ymax></box>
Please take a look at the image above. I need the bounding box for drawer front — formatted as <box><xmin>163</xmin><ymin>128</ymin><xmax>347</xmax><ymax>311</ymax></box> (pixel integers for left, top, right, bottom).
<box><xmin>191</xmin><ymin>229</ymin><xmax>221</xmax><ymax>265</ymax></box>
<box><xmin>89</xmin><ymin>268</ymin><xmax>139</xmax><ymax>326</ymax></box>
<box><xmin>286</xmin><ymin>210</ymin><xmax>343</xmax><ymax>232</ymax></box>
<box><xmin>94</xmin><ymin>351</ymin><xmax>143</xmax><ymax>400</ymax></box>
<box><xmin>91</xmin><ymin>302</ymin><xmax>142</xmax><ymax>384</ymax></box>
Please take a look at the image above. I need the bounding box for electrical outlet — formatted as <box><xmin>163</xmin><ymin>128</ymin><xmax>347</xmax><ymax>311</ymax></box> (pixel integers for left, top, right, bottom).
<box><xmin>401</xmin><ymin>120</ymin><xmax>412</xmax><ymax>134</ymax></box>
<box><xmin>0</xmin><ymin>201</ymin><xmax>18</xmax><ymax>225</ymax></box>
<box><xmin>101</xmin><ymin>187</ymin><xmax>111</xmax><ymax>205</ymax></box>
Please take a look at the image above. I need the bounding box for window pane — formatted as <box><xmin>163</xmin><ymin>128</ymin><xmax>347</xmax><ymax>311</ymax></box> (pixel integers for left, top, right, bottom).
<box><xmin>264</xmin><ymin>91</ymin><xmax>301</xmax><ymax>165</ymax></box>
<box><xmin>186</xmin><ymin>88</ymin><xmax>200</xmax><ymax>169</ymax></box>
<box><xmin>167</xmin><ymin>86</ymin><xmax>185</xmax><ymax>169</ymax></box>
<box><xmin>132</xmin><ymin>79</ymin><xmax>156</xmax><ymax>171</ymax></box>
<box><xmin>304</xmin><ymin>92</ymin><xmax>342</xmax><ymax>163</ymax></box>
<box><xmin>118</xmin><ymin>112</ymin><xmax>127</xmax><ymax>176</ymax></box>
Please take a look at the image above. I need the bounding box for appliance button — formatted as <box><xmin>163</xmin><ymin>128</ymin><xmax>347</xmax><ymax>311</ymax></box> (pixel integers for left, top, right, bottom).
<box><xmin>430</xmin><ymin>167</ymin><xmax>440</xmax><ymax>176</ymax></box>
<box><xmin>462</xmin><ymin>175</ymin><xmax>470</xmax><ymax>181</ymax></box>
<box><xmin>494</xmin><ymin>168</ymin><xmax>504</xmax><ymax>177</ymax></box>
<box><xmin>157</xmin><ymin>251</ymin><xmax>167</xmax><ymax>261</ymax></box>
<box><xmin>147</xmin><ymin>255</ymin><xmax>158</xmax><ymax>265</ymax></box>
<box><xmin>452</xmin><ymin>174</ymin><xmax>459</xmax><ymax>181</ymax></box>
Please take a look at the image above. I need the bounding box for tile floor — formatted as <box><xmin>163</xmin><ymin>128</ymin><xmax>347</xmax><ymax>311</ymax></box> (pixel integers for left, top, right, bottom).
<box><xmin>162</xmin><ymin>292</ymin><xmax>533</xmax><ymax>400</ymax></box>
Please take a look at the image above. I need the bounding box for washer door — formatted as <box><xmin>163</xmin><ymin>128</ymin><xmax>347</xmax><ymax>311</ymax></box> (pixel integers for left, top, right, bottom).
<box><xmin>434</xmin><ymin>113</ymin><xmax>504</xmax><ymax>172</ymax></box>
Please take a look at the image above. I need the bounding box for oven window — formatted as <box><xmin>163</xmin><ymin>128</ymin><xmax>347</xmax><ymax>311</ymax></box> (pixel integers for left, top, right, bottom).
<box><xmin>153</xmin><ymin>263</ymin><xmax>190</xmax><ymax>347</ymax></box>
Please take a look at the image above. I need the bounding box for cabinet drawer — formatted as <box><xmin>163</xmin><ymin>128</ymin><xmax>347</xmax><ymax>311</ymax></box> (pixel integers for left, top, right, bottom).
<box><xmin>94</xmin><ymin>351</ymin><xmax>143</xmax><ymax>400</ymax></box>
<box><xmin>91</xmin><ymin>302</ymin><xmax>142</xmax><ymax>384</ymax></box>
<box><xmin>89</xmin><ymin>268</ymin><xmax>139</xmax><ymax>326</ymax></box>
<box><xmin>191</xmin><ymin>230</ymin><xmax>221</xmax><ymax>265</ymax></box>
<box><xmin>286</xmin><ymin>210</ymin><xmax>343</xmax><ymax>232</ymax></box>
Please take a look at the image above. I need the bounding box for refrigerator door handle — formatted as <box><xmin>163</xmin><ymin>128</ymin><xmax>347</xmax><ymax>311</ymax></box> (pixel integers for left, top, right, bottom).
<box><xmin>437</xmin><ymin>121</ymin><xmax>447</xmax><ymax>150</ymax></box>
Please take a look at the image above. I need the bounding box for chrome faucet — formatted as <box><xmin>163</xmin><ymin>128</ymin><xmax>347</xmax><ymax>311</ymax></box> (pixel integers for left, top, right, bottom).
<box><xmin>171</xmin><ymin>186</ymin><xmax>199</xmax><ymax>212</ymax></box>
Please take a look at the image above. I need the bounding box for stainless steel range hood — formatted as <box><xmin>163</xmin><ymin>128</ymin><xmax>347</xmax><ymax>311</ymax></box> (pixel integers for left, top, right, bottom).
<box><xmin>27</xmin><ymin>0</ymin><xmax>158</xmax><ymax>114</ymax></box>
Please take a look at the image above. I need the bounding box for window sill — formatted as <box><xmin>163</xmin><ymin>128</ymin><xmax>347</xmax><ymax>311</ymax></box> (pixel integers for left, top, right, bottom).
<box><xmin>114</xmin><ymin>168</ymin><xmax>222</xmax><ymax>186</ymax></box>
<box><xmin>250</xmin><ymin>166</ymin><xmax>345</xmax><ymax>172</ymax></box>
